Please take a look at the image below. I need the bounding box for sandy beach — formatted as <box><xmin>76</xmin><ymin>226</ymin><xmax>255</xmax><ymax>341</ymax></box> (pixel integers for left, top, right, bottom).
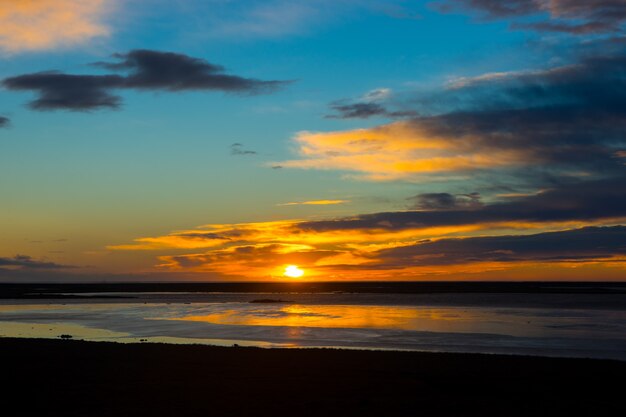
<box><xmin>3</xmin><ymin>337</ymin><xmax>624</xmax><ymax>417</ymax></box>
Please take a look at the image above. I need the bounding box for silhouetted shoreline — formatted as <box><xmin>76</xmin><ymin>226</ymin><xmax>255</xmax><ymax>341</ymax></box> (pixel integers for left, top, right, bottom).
<box><xmin>1</xmin><ymin>281</ymin><xmax>625</xmax><ymax>299</ymax></box>
<box><xmin>2</xmin><ymin>337</ymin><xmax>624</xmax><ymax>416</ymax></box>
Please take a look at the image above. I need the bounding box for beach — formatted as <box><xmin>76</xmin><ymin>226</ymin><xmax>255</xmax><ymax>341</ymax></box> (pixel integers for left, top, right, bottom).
<box><xmin>3</xmin><ymin>337</ymin><xmax>625</xmax><ymax>417</ymax></box>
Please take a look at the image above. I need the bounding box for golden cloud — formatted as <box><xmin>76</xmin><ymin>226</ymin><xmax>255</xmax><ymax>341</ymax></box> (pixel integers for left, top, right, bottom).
<box><xmin>277</xmin><ymin>199</ymin><xmax>349</xmax><ymax>206</ymax></box>
<box><xmin>0</xmin><ymin>0</ymin><xmax>113</xmax><ymax>53</ymax></box>
<box><xmin>274</xmin><ymin>121</ymin><xmax>531</xmax><ymax>181</ymax></box>
<box><xmin>107</xmin><ymin>215</ymin><xmax>626</xmax><ymax>280</ymax></box>
<box><xmin>108</xmin><ymin>217</ymin><xmax>580</xmax><ymax>279</ymax></box>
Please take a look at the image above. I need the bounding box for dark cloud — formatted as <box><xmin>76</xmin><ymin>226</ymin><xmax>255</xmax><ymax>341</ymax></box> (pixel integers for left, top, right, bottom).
<box><xmin>409</xmin><ymin>193</ymin><xmax>482</xmax><ymax>210</ymax></box>
<box><xmin>230</xmin><ymin>143</ymin><xmax>257</xmax><ymax>155</ymax></box>
<box><xmin>2</xmin><ymin>72</ymin><xmax>123</xmax><ymax>111</ymax></box>
<box><xmin>173</xmin><ymin>232</ymin><xmax>230</xmax><ymax>240</ymax></box>
<box><xmin>436</xmin><ymin>0</ymin><xmax>626</xmax><ymax>34</ymax></box>
<box><xmin>326</xmin><ymin>102</ymin><xmax>418</xmax><ymax>119</ymax></box>
<box><xmin>292</xmin><ymin>42</ymin><xmax>626</xmax><ymax>184</ymax></box>
<box><xmin>407</xmin><ymin>52</ymin><xmax>626</xmax><ymax>175</ymax></box>
<box><xmin>2</xmin><ymin>50</ymin><xmax>289</xmax><ymax>111</ymax></box>
<box><xmin>297</xmin><ymin>49</ymin><xmax>626</xmax><ymax>216</ymax></box>
<box><xmin>95</xmin><ymin>50</ymin><xmax>286</xmax><ymax>93</ymax></box>
<box><xmin>0</xmin><ymin>116</ymin><xmax>10</xmax><ymax>127</ymax></box>
<box><xmin>0</xmin><ymin>255</ymin><xmax>74</xmax><ymax>270</ymax></box>
<box><xmin>376</xmin><ymin>226</ymin><xmax>626</xmax><ymax>267</ymax></box>
<box><xmin>298</xmin><ymin>176</ymin><xmax>626</xmax><ymax>232</ymax></box>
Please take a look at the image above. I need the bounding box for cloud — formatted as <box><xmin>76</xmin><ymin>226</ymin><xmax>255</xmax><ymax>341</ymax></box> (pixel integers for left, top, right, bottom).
<box><xmin>278</xmin><ymin>199</ymin><xmax>349</xmax><ymax>206</ymax></box>
<box><xmin>278</xmin><ymin>51</ymin><xmax>626</xmax><ymax>181</ymax></box>
<box><xmin>0</xmin><ymin>116</ymin><xmax>9</xmax><ymax>128</ymax></box>
<box><xmin>299</xmin><ymin>176</ymin><xmax>626</xmax><ymax>232</ymax></box>
<box><xmin>197</xmin><ymin>1</ymin><xmax>421</xmax><ymax>39</ymax></box>
<box><xmin>362</xmin><ymin>88</ymin><xmax>392</xmax><ymax>102</ymax></box>
<box><xmin>230</xmin><ymin>143</ymin><xmax>258</xmax><ymax>156</ymax></box>
<box><xmin>0</xmin><ymin>255</ymin><xmax>74</xmax><ymax>270</ymax></box>
<box><xmin>95</xmin><ymin>50</ymin><xmax>286</xmax><ymax>93</ymax></box>
<box><xmin>3</xmin><ymin>50</ymin><xmax>289</xmax><ymax>111</ymax></box>
<box><xmin>206</xmin><ymin>0</ymin><xmax>324</xmax><ymax>38</ymax></box>
<box><xmin>109</xmin><ymin>230</ymin><xmax>232</xmax><ymax>251</ymax></box>
<box><xmin>111</xmin><ymin>213</ymin><xmax>626</xmax><ymax>279</ymax></box>
<box><xmin>409</xmin><ymin>193</ymin><xmax>482</xmax><ymax>211</ymax></box>
<box><xmin>376</xmin><ymin>226</ymin><xmax>626</xmax><ymax>267</ymax></box>
<box><xmin>0</xmin><ymin>0</ymin><xmax>113</xmax><ymax>53</ymax></box>
<box><xmin>109</xmin><ymin>174</ymin><xmax>626</xmax><ymax>279</ymax></box>
<box><xmin>157</xmin><ymin>243</ymin><xmax>341</xmax><ymax>278</ymax></box>
<box><xmin>3</xmin><ymin>72</ymin><xmax>124</xmax><ymax>111</ymax></box>
<box><xmin>326</xmin><ymin>87</ymin><xmax>419</xmax><ymax>120</ymax></box>
<box><xmin>326</xmin><ymin>102</ymin><xmax>419</xmax><ymax>119</ymax></box>
<box><xmin>275</xmin><ymin>121</ymin><xmax>537</xmax><ymax>180</ymax></box>
<box><xmin>436</xmin><ymin>0</ymin><xmax>626</xmax><ymax>34</ymax></box>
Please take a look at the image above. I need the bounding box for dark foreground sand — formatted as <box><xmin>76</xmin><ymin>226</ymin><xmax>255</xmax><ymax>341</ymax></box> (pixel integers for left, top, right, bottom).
<box><xmin>2</xmin><ymin>338</ymin><xmax>624</xmax><ymax>417</ymax></box>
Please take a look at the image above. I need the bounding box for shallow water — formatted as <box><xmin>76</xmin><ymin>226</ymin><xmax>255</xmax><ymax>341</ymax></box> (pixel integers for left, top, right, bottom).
<box><xmin>1</xmin><ymin>292</ymin><xmax>625</xmax><ymax>360</ymax></box>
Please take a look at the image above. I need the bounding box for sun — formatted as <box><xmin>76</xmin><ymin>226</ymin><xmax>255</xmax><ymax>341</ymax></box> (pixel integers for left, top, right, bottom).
<box><xmin>284</xmin><ymin>265</ymin><xmax>304</xmax><ymax>278</ymax></box>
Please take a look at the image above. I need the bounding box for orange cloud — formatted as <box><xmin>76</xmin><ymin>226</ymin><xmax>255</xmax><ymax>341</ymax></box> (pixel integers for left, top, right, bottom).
<box><xmin>278</xmin><ymin>199</ymin><xmax>349</xmax><ymax>206</ymax></box>
<box><xmin>108</xmin><ymin>219</ymin><xmax>486</xmax><ymax>252</ymax></box>
<box><xmin>274</xmin><ymin>121</ymin><xmax>531</xmax><ymax>181</ymax></box>
<box><xmin>156</xmin><ymin>243</ymin><xmax>347</xmax><ymax>279</ymax></box>
<box><xmin>0</xmin><ymin>0</ymin><xmax>113</xmax><ymax>53</ymax></box>
<box><xmin>110</xmin><ymin>216</ymin><xmax>621</xmax><ymax>279</ymax></box>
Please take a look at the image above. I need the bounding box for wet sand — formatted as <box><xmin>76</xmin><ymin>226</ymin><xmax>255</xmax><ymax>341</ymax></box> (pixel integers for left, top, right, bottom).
<box><xmin>2</xmin><ymin>338</ymin><xmax>624</xmax><ymax>416</ymax></box>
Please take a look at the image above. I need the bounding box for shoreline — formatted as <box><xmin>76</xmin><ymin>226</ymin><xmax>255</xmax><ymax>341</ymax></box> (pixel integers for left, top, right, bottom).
<box><xmin>2</xmin><ymin>281</ymin><xmax>626</xmax><ymax>299</ymax></box>
<box><xmin>3</xmin><ymin>337</ymin><xmax>625</xmax><ymax>416</ymax></box>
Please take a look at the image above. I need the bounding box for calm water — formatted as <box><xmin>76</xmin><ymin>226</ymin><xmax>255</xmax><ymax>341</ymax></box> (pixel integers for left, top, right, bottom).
<box><xmin>1</xmin><ymin>292</ymin><xmax>625</xmax><ymax>360</ymax></box>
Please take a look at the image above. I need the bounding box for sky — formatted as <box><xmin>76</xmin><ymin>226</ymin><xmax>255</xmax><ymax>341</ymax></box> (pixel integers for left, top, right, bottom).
<box><xmin>1</xmin><ymin>0</ymin><xmax>626</xmax><ymax>282</ymax></box>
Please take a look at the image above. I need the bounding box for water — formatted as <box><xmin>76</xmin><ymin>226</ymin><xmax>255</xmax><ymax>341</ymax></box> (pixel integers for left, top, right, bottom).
<box><xmin>1</xmin><ymin>292</ymin><xmax>625</xmax><ymax>360</ymax></box>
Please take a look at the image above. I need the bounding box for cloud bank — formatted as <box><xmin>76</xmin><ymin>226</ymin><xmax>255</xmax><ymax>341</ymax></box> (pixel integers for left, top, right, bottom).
<box><xmin>436</xmin><ymin>0</ymin><xmax>626</xmax><ymax>34</ymax></box>
<box><xmin>279</xmin><ymin>49</ymin><xmax>626</xmax><ymax>181</ymax></box>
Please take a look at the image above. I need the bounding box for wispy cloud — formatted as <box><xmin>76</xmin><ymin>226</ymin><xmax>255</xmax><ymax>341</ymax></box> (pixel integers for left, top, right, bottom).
<box><xmin>198</xmin><ymin>1</ymin><xmax>420</xmax><ymax>39</ymax></box>
<box><xmin>278</xmin><ymin>199</ymin><xmax>350</xmax><ymax>206</ymax></box>
<box><xmin>274</xmin><ymin>122</ymin><xmax>531</xmax><ymax>181</ymax></box>
<box><xmin>325</xmin><ymin>87</ymin><xmax>419</xmax><ymax>120</ymax></box>
<box><xmin>0</xmin><ymin>255</ymin><xmax>75</xmax><ymax>270</ymax></box>
<box><xmin>230</xmin><ymin>143</ymin><xmax>258</xmax><ymax>156</ymax></box>
<box><xmin>435</xmin><ymin>0</ymin><xmax>626</xmax><ymax>34</ymax></box>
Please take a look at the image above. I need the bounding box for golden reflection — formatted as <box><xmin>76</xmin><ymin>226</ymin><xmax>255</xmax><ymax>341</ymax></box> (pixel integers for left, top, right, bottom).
<box><xmin>173</xmin><ymin>305</ymin><xmax>502</xmax><ymax>333</ymax></box>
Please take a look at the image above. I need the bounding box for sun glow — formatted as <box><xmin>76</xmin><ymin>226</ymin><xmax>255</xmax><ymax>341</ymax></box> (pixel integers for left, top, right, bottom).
<box><xmin>284</xmin><ymin>265</ymin><xmax>304</xmax><ymax>278</ymax></box>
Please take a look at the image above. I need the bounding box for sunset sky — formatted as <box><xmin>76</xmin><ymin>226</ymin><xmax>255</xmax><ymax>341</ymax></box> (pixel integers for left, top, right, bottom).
<box><xmin>1</xmin><ymin>0</ymin><xmax>626</xmax><ymax>282</ymax></box>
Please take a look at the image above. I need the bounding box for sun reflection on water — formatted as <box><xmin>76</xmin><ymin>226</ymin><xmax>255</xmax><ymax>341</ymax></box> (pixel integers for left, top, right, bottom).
<box><xmin>173</xmin><ymin>304</ymin><xmax>493</xmax><ymax>332</ymax></box>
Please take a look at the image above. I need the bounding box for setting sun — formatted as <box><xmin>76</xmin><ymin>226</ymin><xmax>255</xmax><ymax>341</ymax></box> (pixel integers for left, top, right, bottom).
<box><xmin>284</xmin><ymin>265</ymin><xmax>304</xmax><ymax>278</ymax></box>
